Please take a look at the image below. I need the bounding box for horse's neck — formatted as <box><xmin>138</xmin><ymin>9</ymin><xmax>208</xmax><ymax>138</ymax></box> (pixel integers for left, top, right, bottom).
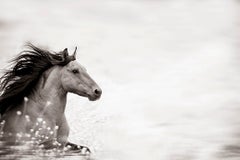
<box><xmin>27</xmin><ymin>66</ymin><xmax>67</xmax><ymax>117</ymax></box>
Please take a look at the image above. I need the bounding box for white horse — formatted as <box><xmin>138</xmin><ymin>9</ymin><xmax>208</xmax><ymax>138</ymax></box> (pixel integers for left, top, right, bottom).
<box><xmin>0</xmin><ymin>44</ymin><xmax>102</xmax><ymax>154</ymax></box>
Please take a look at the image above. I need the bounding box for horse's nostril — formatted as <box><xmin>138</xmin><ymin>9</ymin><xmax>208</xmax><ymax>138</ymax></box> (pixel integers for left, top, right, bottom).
<box><xmin>94</xmin><ymin>88</ymin><xmax>102</xmax><ymax>96</ymax></box>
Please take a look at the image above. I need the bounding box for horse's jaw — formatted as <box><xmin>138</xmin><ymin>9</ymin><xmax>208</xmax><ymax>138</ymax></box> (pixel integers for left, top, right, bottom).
<box><xmin>74</xmin><ymin>92</ymin><xmax>101</xmax><ymax>101</ymax></box>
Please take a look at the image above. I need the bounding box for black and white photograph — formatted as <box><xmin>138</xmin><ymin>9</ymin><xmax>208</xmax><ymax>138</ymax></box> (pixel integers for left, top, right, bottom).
<box><xmin>0</xmin><ymin>0</ymin><xmax>238</xmax><ymax>160</ymax></box>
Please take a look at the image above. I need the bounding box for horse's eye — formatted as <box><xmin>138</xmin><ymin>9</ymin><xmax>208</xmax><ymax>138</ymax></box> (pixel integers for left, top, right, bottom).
<box><xmin>72</xmin><ymin>69</ymin><xmax>79</xmax><ymax>74</ymax></box>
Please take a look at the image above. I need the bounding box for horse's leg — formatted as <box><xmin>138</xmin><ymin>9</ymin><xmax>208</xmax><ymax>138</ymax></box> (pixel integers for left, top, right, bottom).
<box><xmin>57</xmin><ymin>114</ymin><xmax>69</xmax><ymax>146</ymax></box>
<box><xmin>65</xmin><ymin>142</ymin><xmax>91</xmax><ymax>154</ymax></box>
<box><xmin>57</xmin><ymin>114</ymin><xmax>91</xmax><ymax>154</ymax></box>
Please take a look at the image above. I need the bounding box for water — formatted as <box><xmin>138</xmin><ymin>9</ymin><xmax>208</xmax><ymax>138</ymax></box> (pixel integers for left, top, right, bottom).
<box><xmin>0</xmin><ymin>0</ymin><xmax>239</xmax><ymax>159</ymax></box>
<box><xmin>0</xmin><ymin>141</ymin><xmax>91</xmax><ymax>160</ymax></box>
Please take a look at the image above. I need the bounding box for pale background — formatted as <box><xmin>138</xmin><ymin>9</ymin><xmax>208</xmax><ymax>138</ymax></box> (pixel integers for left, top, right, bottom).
<box><xmin>0</xmin><ymin>0</ymin><xmax>239</xmax><ymax>160</ymax></box>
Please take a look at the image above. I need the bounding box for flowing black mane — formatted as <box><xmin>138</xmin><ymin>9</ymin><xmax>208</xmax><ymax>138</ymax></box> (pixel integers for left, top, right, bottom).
<box><xmin>0</xmin><ymin>44</ymin><xmax>75</xmax><ymax>115</ymax></box>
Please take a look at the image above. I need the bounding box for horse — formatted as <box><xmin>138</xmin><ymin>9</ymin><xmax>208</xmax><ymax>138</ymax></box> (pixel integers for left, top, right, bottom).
<box><xmin>0</xmin><ymin>44</ymin><xmax>102</xmax><ymax>155</ymax></box>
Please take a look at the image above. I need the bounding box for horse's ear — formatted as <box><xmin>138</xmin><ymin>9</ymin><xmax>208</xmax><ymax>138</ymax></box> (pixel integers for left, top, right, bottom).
<box><xmin>72</xmin><ymin>47</ymin><xmax>77</xmax><ymax>58</ymax></box>
<box><xmin>62</xmin><ymin>48</ymin><xmax>69</xmax><ymax>57</ymax></box>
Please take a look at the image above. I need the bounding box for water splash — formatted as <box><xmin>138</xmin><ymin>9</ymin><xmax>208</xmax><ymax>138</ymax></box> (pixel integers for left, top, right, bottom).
<box><xmin>16</xmin><ymin>111</ymin><xmax>22</xmax><ymax>116</ymax></box>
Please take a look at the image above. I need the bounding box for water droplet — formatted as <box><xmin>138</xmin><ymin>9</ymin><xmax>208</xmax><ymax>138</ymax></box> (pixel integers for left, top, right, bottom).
<box><xmin>16</xmin><ymin>111</ymin><xmax>22</xmax><ymax>115</ymax></box>
<box><xmin>38</xmin><ymin>128</ymin><xmax>42</xmax><ymax>131</ymax></box>
<box><xmin>25</xmin><ymin>133</ymin><xmax>31</xmax><ymax>137</ymax></box>
<box><xmin>43</xmin><ymin>121</ymin><xmax>46</xmax><ymax>124</ymax></box>
<box><xmin>30</xmin><ymin>129</ymin><xmax>34</xmax><ymax>132</ymax></box>
<box><xmin>46</xmin><ymin>101</ymin><xmax>52</xmax><ymax>106</ymax></box>
<box><xmin>45</xmin><ymin>136</ymin><xmax>49</xmax><ymax>139</ymax></box>
<box><xmin>55</xmin><ymin>126</ymin><xmax>59</xmax><ymax>130</ymax></box>
<box><xmin>39</xmin><ymin>144</ymin><xmax>44</xmax><ymax>148</ymax></box>
<box><xmin>16</xmin><ymin>133</ymin><xmax>22</xmax><ymax>137</ymax></box>
<box><xmin>0</xmin><ymin>120</ymin><xmax>5</xmax><ymax>125</ymax></box>
<box><xmin>35</xmin><ymin>131</ymin><xmax>39</xmax><ymax>136</ymax></box>
<box><xmin>24</xmin><ymin>97</ymin><xmax>29</xmax><ymax>102</ymax></box>
<box><xmin>37</xmin><ymin>118</ymin><xmax>43</xmax><ymax>122</ymax></box>
<box><xmin>47</xmin><ymin>127</ymin><xmax>51</xmax><ymax>130</ymax></box>
<box><xmin>50</xmin><ymin>131</ymin><xmax>54</xmax><ymax>135</ymax></box>
<box><xmin>25</xmin><ymin>115</ymin><xmax>30</xmax><ymax>122</ymax></box>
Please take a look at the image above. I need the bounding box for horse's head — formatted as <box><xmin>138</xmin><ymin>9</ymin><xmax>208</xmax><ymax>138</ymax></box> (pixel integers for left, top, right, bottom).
<box><xmin>60</xmin><ymin>48</ymin><xmax>102</xmax><ymax>101</ymax></box>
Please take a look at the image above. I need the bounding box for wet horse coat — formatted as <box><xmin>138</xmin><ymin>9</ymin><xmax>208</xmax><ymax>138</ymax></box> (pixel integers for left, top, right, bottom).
<box><xmin>0</xmin><ymin>44</ymin><xmax>102</xmax><ymax>153</ymax></box>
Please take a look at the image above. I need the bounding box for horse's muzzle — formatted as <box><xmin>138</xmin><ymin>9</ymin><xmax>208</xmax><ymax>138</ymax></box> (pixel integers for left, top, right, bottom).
<box><xmin>88</xmin><ymin>88</ymin><xmax>102</xmax><ymax>101</ymax></box>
